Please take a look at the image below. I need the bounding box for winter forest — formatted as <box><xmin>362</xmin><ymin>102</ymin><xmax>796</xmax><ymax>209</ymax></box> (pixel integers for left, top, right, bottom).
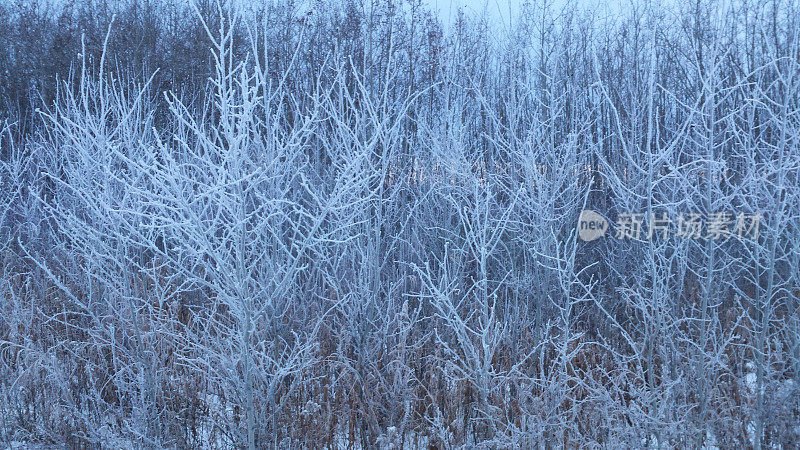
<box><xmin>0</xmin><ymin>0</ymin><xmax>799</xmax><ymax>447</ymax></box>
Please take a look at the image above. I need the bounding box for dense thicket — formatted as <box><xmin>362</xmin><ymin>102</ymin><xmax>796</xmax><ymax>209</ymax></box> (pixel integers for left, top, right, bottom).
<box><xmin>1</xmin><ymin>0</ymin><xmax>799</xmax><ymax>448</ymax></box>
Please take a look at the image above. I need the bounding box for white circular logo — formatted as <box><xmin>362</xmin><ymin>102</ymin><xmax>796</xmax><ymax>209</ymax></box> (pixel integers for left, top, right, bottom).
<box><xmin>578</xmin><ymin>210</ymin><xmax>609</xmax><ymax>242</ymax></box>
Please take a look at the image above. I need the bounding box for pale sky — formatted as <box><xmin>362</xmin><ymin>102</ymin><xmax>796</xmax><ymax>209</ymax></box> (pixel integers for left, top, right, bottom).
<box><xmin>6</xmin><ymin>0</ymin><xmax>633</xmax><ymax>33</ymax></box>
<box><xmin>425</xmin><ymin>0</ymin><xmax>519</xmax><ymax>28</ymax></box>
<box><xmin>423</xmin><ymin>0</ymin><xmax>629</xmax><ymax>30</ymax></box>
